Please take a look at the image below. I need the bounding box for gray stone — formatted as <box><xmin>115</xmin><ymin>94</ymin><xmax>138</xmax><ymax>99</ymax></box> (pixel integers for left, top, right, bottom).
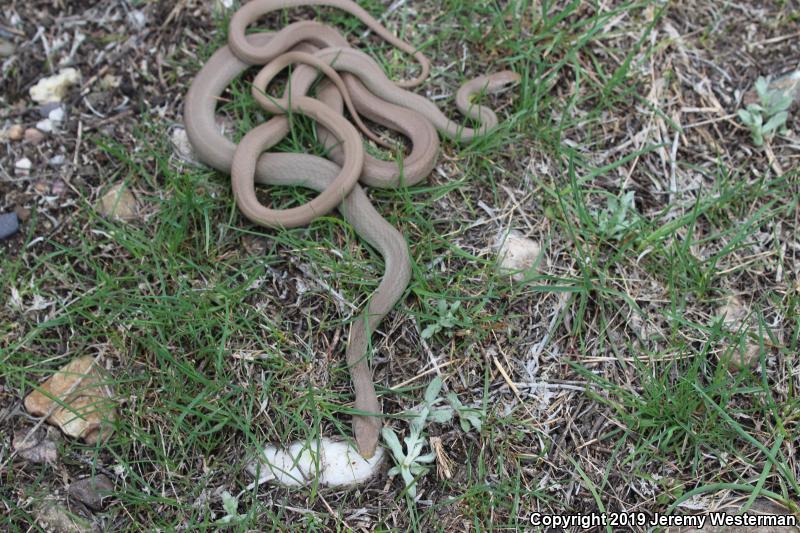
<box><xmin>0</xmin><ymin>212</ymin><xmax>19</xmax><ymax>240</ymax></box>
<box><xmin>0</xmin><ymin>38</ymin><xmax>14</xmax><ymax>57</ymax></box>
<box><xmin>68</xmin><ymin>475</ymin><xmax>114</xmax><ymax>511</ymax></box>
<box><xmin>34</xmin><ymin>499</ymin><xmax>95</xmax><ymax>533</ymax></box>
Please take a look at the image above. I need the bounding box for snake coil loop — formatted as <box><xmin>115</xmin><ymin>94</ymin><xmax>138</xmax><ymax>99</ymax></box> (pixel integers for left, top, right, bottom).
<box><xmin>183</xmin><ymin>0</ymin><xmax>519</xmax><ymax>459</ymax></box>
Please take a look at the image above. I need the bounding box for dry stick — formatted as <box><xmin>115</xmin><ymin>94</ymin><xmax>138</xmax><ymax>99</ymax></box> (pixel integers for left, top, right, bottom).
<box><xmin>668</xmin><ymin>129</ymin><xmax>680</xmax><ymax>204</ymax></box>
<box><xmin>389</xmin><ymin>359</ymin><xmax>457</xmax><ymax>390</ymax></box>
<box><xmin>318</xmin><ymin>494</ymin><xmax>353</xmax><ymax>531</ymax></box>
<box><xmin>764</xmin><ymin>142</ymin><xmax>784</xmax><ymax>176</ymax></box>
<box><xmin>359</xmin><ymin>0</ymin><xmax>408</xmax><ymax>39</ymax></box>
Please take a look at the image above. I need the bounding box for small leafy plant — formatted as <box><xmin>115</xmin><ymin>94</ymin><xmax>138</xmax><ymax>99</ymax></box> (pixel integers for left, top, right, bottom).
<box><xmin>421</xmin><ymin>300</ymin><xmax>473</xmax><ymax>339</ymax></box>
<box><xmin>215</xmin><ymin>491</ymin><xmax>245</xmax><ymax>525</ymax></box>
<box><xmin>737</xmin><ymin>76</ymin><xmax>792</xmax><ymax>146</ymax></box>
<box><xmin>382</xmin><ymin>377</ymin><xmax>484</xmax><ymax>498</ymax></box>
<box><xmin>595</xmin><ymin>190</ymin><xmax>637</xmax><ymax>241</ymax></box>
<box><xmin>446</xmin><ymin>392</ymin><xmax>483</xmax><ymax>432</ymax></box>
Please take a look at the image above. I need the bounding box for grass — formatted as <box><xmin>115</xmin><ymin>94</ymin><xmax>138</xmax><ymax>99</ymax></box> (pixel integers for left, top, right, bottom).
<box><xmin>2</xmin><ymin>0</ymin><xmax>799</xmax><ymax>530</ymax></box>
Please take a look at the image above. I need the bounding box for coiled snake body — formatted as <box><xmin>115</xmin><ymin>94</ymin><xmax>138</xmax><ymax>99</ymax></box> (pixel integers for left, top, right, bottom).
<box><xmin>183</xmin><ymin>0</ymin><xmax>518</xmax><ymax>459</ymax></box>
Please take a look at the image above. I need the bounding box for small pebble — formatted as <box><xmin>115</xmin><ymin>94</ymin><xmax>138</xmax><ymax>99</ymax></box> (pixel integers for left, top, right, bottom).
<box><xmin>36</xmin><ymin>119</ymin><xmax>53</xmax><ymax>133</ymax></box>
<box><xmin>15</xmin><ymin>157</ymin><xmax>32</xmax><ymax>172</ymax></box>
<box><xmin>68</xmin><ymin>475</ymin><xmax>114</xmax><ymax>511</ymax></box>
<box><xmin>127</xmin><ymin>10</ymin><xmax>147</xmax><ymax>30</ymax></box>
<box><xmin>48</xmin><ymin>106</ymin><xmax>65</xmax><ymax>122</ymax></box>
<box><xmin>49</xmin><ymin>154</ymin><xmax>66</xmax><ymax>166</ymax></box>
<box><xmin>24</xmin><ymin>128</ymin><xmax>45</xmax><ymax>144</ymax></box>
<box><xmin>7</xmin><ymin>124</ymin><xmax>24</xmax><ymax>141</ymax></box>
<box><xmin>0</xmin><ymin>38</ymin><xmax>15</xmax><ymax>57</ymax></box>
<box><xmin>51</xmin><ymin>179</ymin><xmax>68</xmax><ymax>196</ymax></box>
<box><xmin>99</xmin><ymin>74</ymin><xmax>121</xmax><ymax>90</ymax></box>
<box><xmin>0</xmin><ymin>212</ymin><xmax>20</xmax><ymax>240</ymax></box>
<box><xmin>14</xmin><ymin>206</ymin><xmax>31</xmax><ymax>222</ymax></box>
<box><xmin>33</xmin><ymin>181</ymin><xmax>50</xmax><ymax>195</ymax></box>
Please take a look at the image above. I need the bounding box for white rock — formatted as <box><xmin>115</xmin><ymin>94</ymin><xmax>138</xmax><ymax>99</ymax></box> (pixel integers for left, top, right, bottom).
<box><xmin>36</xmin><ymin>119</ymin><xmax>53</xmax><ymax>133</ymax></box>
<box><xmin>246</xmin><ymin>438</ymin><xmax>383</xmax><ymax>488</ymax></box>
<box><xmin>170</xmin><ymin>127</ymin><xmax>201</xmax><ymax>165</ymax></box>
<box><xmin>49</xmin><ymin>155</ymin><xmax>66</xmax><ymax>166</ymax></box>
<box><xmin>249</xmin><ymin>441</ymin><xmax>314</xmax><ymax>487</ymax></box>
<box><xmin>317</xmin><ymin>439</ymin><xmax>383</xmax><ymax>486</ymax></box>
<box><xmin>496</xmin><ymin>231</ymin><xmax>542</xmax><ymax>281</ymax></box>
<box><xmin>127</xmin><ymin>10</ymin><xmax>147</xmax><ymax>30</ymax></box>
<box><xmin>15</xmin><ymin>157</ymin><xmax>32</xmax><ymax>171</ymax></box>
<box><xmin>29</xmin><ymin>68</ymin><xmax>81</xmax><ymax>104</ymax></box>
<box><xmin>48</xmin><ymin>107</ymin><xmax>65</xmax><ymax>122</ymax></box>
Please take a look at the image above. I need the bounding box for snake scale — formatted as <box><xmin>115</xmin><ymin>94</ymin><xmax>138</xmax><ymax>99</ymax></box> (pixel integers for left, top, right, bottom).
<box><xmin>183</xmin><ymin>0</ymin><xmax>519</xmax><ymax>459</ymax></box>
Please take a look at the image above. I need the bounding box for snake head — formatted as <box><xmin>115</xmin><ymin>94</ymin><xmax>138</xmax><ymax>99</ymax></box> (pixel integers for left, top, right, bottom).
<box><xmin>487</xmin><ymin>71</ymin><xmax>522</xmax><ymax>93</ymax></box>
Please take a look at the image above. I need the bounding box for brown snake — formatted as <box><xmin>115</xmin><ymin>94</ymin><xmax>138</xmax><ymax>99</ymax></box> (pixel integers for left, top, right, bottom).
<box><xmin>183</xmin><ymin>0</ymin><xmax>519</xmax><ymax>459</ymax></box>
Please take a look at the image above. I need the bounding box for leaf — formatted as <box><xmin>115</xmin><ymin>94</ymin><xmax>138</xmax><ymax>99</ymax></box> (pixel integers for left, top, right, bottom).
<box><xmin>428</xmin><ymin>407</ymin><xmax>454</xmax><ymax>423</ymax></box>
<box><xmin>421</xmin><ymin>324</ymin><xmax>439</xmax><ymax>339</ymax></box>
<box><xmin>401</xmin><ymin>467</ymin><xmax>416</xmax><ymax>498</ymax></box>
<box><xmin>755</xmin><ymin>76</ymin><xmax>768</xmax><ymax>100</ymax></box>
<box><xmin>409</xmin><ymin>464</ymin><xmax>429</xmax><ymax>476</ymax></box>
<box><xmin>466</xmin><ymin>414</ymin><xmax>483</xmax><ymax>431</ymax></box>
<box><xmin>766</xmin><ymin>92</ymin><xmax>792</xmax><ymax>115</ymax></box>
<box><xmin>404</xmin><ymin>433</ymin><xmax>422</xmax><ymax>458</ymax></box>
<box><xmin>410</xmin><ymin>406</ymin><xmax>429</xmax><ymax>436</ymax></box>
<box><xmin>424</xmin><ymin>376</ymin><xmax>443</xmax><ymax>405</ymax></box>
<box><xmin>221</xmin><ymin>491</ymin><xmax>238</xmax><ymax>516</ymax></box>
<box><xmin>415</xmin><ymin>453</ymin><xmax>436</xmax><ymax>463</ymax></box>
<box><xmin>446</xmin><ymin>392</ymin><xmax>463</xmax><ymax>410</ymax></box>
<box><xmin>737</xmin><ymin>109</ymin><xmax>753</xmax><ymax>125</ymax></box>
<box><xmin>382</xmin><ymin>427</ymin><xmax>406</xmax><ymax>461</ymax></box>
<box><xmin>762</xmin><ymin>111</ymin><xmax>788</xmax><ymax>134</ymax></box>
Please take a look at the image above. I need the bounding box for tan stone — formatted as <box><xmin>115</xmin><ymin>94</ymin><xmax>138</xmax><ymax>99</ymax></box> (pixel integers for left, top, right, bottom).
<box><xmin>24</xmin><ymin>356</ymin><xmax>116</xmax><ymax>444</ymax></box>
<box><xmin>497</xmin><ymin>231</ymin><xmax>542</xmax><ymax>281</ymax></box>
<box><xmin>716</xmin><ymin>296</ymin><xmax>749</xmax><ymax>328</ymax></box>
<box><xmin>7</xmin><ymin>124</ymin><xmax>24</xmax><ymax>141</ymax></box>
<box><xmin>95</xmin><ymin>182</ymin><xmax>139</xmax><ymax>221</ymax></box>
<box><xmin>715</xmin><ymin>296</ymin><xmax>763</xmax><ymax>371</ymax></box>
<box><xmin>24</xmin><ymin>127</ymin><xmax>45</xmax><ymax>144</ymax></box>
